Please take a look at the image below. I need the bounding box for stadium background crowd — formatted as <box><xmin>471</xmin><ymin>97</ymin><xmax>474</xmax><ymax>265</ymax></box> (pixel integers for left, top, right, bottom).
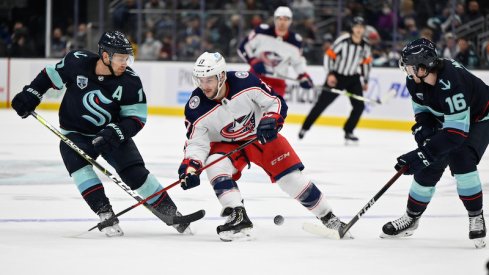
<box><xmin>0</xmin><ymin>0</ymin><xmax>489</xmax><ymax>69</ymax></box>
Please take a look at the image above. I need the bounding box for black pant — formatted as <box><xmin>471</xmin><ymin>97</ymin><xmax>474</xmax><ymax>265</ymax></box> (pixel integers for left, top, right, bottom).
<box><xmin>301</xmin><ymin>74</ymin><xmax>364</xmax><ymax>133</ymax></box>
<box><xmin>59</xmin><ymin>133</ymin><xmax>150</xmax><ymax>213</ymax></box>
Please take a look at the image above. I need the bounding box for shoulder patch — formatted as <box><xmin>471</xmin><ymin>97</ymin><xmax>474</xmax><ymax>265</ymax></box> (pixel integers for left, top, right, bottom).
<box><xmin>235</xmin><ymin>71</ymin><xmax>249</xmax><ymax>78</ymax></box>
<box><xmin>76</xmin><ymin>75</ymin><xmax>88</xmax><ymax>89</ymax></box>
<box><xmin>259</xmin><ymin>24</ymin><xmax>270</xmax><ymax>29</ymax></box>
<box><xmin>295</xmin><ymin>33</ymin><xmax>303</xmax><ymax>42</ymax></box>
<box><xmin>188</xmin><ymin>95</ymin><xmax>200</xmax><ymax>109</ymax></box>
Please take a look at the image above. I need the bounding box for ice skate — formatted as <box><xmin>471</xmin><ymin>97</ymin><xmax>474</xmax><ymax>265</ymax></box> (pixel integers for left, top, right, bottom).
<box><xmin>380</xmin><ymin>213</ymin><xmax>419</xmax><ymax>238</ymax></box>
<box><xmin>469</xmin><ymin>213</ymin><xmax>486</xmax><ymax>249</ymax></box>
<box><xmin>320</xmin><ymin>212</ymin><xmax>352</xmax><ymax>239</ymax></box>
<box><xmin>98</xmin><ymin>205</ymin><xmax>124</xmax><ymax>237</ymax></box>
<box><xmin>153</xmin><ymin>200</ymin><xmax>191</xmax><ymax>234</ymax></box>
<box><xmin>298</xmin><ymin>129</ymin><xmax>307</xmax><ymax>140</ymax></box>
<box><xmin>344</xmin><ymin>132</ymin><xmax>359</xmax><ymax>145</ymax></box>
<box><xmin>217</xmin><ymin>206</ymin><xmax>253</xmax><ymax>242</ymax></box>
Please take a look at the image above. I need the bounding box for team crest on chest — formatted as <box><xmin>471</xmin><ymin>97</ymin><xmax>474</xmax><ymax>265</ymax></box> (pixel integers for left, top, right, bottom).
<box><xmin>189</xmin><ymin>95</ymin><xmax>200</xmax><ymax>109</ymax></box>
<box><xmin>77</xmin><ymin>75</ymin><xmax>88</xmax><ymax>89</ymax></box>
<box><xmin>220</xmin><ymin>112</ymin><xmax>256</xmax><ymax>139</ymax></box>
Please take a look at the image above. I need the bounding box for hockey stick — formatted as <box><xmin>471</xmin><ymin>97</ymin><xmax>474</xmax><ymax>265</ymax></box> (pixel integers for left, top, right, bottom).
<box><xmin>338</xmin><ymin>166</ymin><xmax>408</xmax><ymax>238</ymax></box>
<box><xmin>327</xmin><ymin>87</ymin><xmax>397</xmax><ymax>105</ymax></box>
<box><xmin>89</xmin><ymin>137</ymin><xmax>259</xmax><ymax>231</ymax></box>
<box><xmin>30</xmin><ymin>111</ymin><xmax>204</xmax><ymax>227</ymax></box>
<box><xmin>265</xmin><ymin>73</ymin><xmax>396</xmax><ymax>105</ymax></box>
<box><xmin>302</xmin><ymin>166</ymin><xmax>407</xmax><ymax>239</ymax></box>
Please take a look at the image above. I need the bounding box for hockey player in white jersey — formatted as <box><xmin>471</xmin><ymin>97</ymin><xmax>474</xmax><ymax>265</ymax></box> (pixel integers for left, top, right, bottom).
<box><xmin>237</xmin><ymin>6</ymin><xmax>313</xmax><ymax>97</ymax></box>
<box><xmin>177</xmin><ymin>51</ymin><xmax>350</xmax><ymax>241</ymax></box>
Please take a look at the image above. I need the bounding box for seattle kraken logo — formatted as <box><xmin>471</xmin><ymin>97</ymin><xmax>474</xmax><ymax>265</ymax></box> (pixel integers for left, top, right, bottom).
<box><xmin>82</xmin><ymin>90</ymin><xmax>113</xmax><ymax>126</ymax></box>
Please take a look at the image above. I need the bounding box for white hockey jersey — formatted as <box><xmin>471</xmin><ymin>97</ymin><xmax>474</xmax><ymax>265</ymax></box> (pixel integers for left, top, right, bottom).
<box><xmin>238</xmin><ymin>24</ymin><xmax>307</xmax><ymax>77</ymax></box>
<box><xmin>183</xmin><ymin>71</ymin><xmax>288</xmax><ymax>163</ymax></box>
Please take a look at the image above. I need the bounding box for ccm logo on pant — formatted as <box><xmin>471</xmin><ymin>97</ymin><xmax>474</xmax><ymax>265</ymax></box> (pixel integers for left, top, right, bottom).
<box><xmin>271</xmin><ymin>152</ymin><xmax>290</xmax><ymax>165</ymax></box>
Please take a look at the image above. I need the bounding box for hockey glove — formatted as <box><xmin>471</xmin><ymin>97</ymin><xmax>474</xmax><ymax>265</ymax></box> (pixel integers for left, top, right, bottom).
<box><xmin>298</xmin><ymin>73</ymin><xmax>313</xmax><ymax>89</ymax></box>
<box><xmin>395</xmin><ymin>147</ymin><xmax>434</xmax><ymax>175</ymax></box>
<box><xmin>178</xmin><ymin>159</ymin><xmax>202</xmax><ymax>190</ymax></box>
<box><xmin>250</xmin><ymin>58</ymin><xmax>266</xmax><ymax>75</ymax></box>
<box><xmin>256</xmin><ymin>113</ymin><xmax>284</xmax><ymax>144</ymax></box>
<box><xmin>411</xmin><ymin>122</ymin><xmax>438</xmax><ymax>147</ymax></box>
<box><xmin>11</xmin><ymin>86</ymin><xmax>43</xmax><ymax>118</ymax></box>
<box><xmin>92</xmin><ymin>123</ymin><xmax>126</xmax><ymax>154</ymax></box>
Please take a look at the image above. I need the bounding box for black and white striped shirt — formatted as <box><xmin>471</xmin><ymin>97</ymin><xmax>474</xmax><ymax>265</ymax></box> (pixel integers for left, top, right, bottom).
<box><xmin>324</xmin><ymin>33</ymin><xmax>372</xmax><ymax>84</ymax></box>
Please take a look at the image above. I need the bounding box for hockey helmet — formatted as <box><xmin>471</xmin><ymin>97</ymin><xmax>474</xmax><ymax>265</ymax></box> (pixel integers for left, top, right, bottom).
<box><xmin>192</xmin><ymin>52</ymin><xmax>227</xmax><ymax>99</ymax></box>
<box><xmin>350</xmin><ymin>16</ymin><xmax>365</xmax><ymax>29</ymax></box>
<box><xmin>98</xmin><ymin>31</ymin><xmax>134</xmax><ymax>65</ymax></box>
<box><xmin>274</xmin><ymin>6</ymin><xmax>293</xmax><ymax>19</ymax></box>
<box><xmin>399</xmin><ymin>38</ymin><xmax>439</xmax><ymax>77</ymax></box>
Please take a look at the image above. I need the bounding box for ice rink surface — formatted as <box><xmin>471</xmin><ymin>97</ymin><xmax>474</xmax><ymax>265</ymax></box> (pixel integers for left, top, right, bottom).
<box><xmin>0</xmin><ymin>109</ymin><xmax>488</xmax><ymax>275</ymax></box>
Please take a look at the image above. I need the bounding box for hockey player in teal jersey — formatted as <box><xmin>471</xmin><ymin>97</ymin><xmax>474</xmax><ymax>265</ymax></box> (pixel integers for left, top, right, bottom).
<box><xmin>381</xmin><ymin>38</ymin><xmax>488</xmax><ymax>248</ymax></box>
<box><xmin>11</xmin><ymin>31</ymin><xmax>192</xmax><ymax>237</ymax></box>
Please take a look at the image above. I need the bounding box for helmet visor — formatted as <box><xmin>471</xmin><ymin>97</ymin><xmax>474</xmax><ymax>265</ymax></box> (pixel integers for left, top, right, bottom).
<box><xmin>110</xmin><ymin>53</ymin><xmax>134</xmax><ymax>66</ymax></box>
<box><xmin>398</xmin><ymin>59</ymin><xmax>418</xmax><ymax>78</ymax></box>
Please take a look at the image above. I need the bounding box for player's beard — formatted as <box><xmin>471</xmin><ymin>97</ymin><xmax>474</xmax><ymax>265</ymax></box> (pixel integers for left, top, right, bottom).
<box><xmin>113</xmin><ymin>66</ymin><xmax>126</xmax><ymax>76</ymax></box>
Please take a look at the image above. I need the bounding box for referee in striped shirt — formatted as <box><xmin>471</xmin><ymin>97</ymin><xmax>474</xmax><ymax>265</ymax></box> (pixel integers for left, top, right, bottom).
<box><xmin>299</xmin><ymin>16</ymin><xmax>372</xmax><ymax>143</ymax></box>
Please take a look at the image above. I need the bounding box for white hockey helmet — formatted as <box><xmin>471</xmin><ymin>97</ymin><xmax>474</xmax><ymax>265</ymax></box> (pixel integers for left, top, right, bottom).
<box><xmin>192</xmin><ymin>52</ymin><xmax>227</xmax><ymax>100</ymax></box>
<box><xmin>274</xmin><ymin>6</ymin><xmax>293</xmax><ymax>19</ymax></box>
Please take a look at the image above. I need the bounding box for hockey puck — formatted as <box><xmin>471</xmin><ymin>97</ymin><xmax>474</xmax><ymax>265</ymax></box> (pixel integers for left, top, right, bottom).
<box><xmin>274</xmin><ymin>215</ymin><xmax>284</xmax><ymax>225</ymax></box>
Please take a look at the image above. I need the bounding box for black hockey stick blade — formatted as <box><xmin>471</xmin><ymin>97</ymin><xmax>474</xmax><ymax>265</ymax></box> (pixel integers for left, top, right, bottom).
<box><xmin>168</xmin><ymin>209</ymin><xmax>206</xmax><ymax>225</ymax></box>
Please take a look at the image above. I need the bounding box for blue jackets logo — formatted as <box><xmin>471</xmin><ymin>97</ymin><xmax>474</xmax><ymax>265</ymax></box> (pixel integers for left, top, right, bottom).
<box><xmin>220</xmin><ymin>112</ymin><xmax>255</xmax><ymax>139</ymax></box>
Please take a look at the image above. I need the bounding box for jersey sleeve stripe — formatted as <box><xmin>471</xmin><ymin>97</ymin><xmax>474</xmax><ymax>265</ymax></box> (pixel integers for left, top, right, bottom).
<box><xmin>45</xmin><ymin>64</ymin><xmax>65</xmax><ymax>89</ymax></box>
<box><xmin>120</xmin><ymin>104</ymin><xmax>148</xmax><ymax>124</ymax></box>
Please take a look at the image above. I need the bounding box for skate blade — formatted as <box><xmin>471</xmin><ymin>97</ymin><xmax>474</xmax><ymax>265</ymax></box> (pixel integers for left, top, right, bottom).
<box><xmin>379</xmin><ymin>231</ymin><xmax>414</xmax><ymax>239</ymax></box>
<box><xmin>473</xmin><ymin>238</ymin><xmax>486</xmax><ymax>249</ymax></box>
<box><xmin>218</xmin><ymin>228</ymin><xmax>254</xmax><ymax>242</ymax></box>
<box><xmin>302</xmin><ymin>222</ymin><xmax>352</xmax><ymax>240</ymax></box>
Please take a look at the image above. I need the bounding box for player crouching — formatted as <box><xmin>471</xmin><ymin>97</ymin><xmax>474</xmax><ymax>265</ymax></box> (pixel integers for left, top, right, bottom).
<box><xmin>177</xmin><ymin>52</ymin><xmax>351</xmax><ymax>241</ymax></box>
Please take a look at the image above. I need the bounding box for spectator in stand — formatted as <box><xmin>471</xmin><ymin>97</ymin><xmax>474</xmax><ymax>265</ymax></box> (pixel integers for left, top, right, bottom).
<box><xmin>454</xmin><ymin>37</ymin><xmax>480</xmax><ymax>69</ymax></box>
<box><xmin>50</xmin><ymin>27</ymin><xmax>67</xmax><ymax>58</ymax></box>
<box><xmin>244</xmin><ymin>0</ymin><xmax>264</xmax><ymax>10</ymax></box>
<box><xmin>159</xmin><ymin>35</ymin><xmax>173</xmax><ymax>60</ymax></box>
<box><xmin>401</xmin><ymin>17</ymin><xmax>419</xmax><ymax>42</ymax></box>
<box><xmin>67</xmin><ymin>23</ymin><xmax>88</xmax><ymax>50</ymax></box>
<box><xmin>376</xmin><ymin>4</ymin><xmax>395</xmax><ymax>40</ymax></box>
<box><xmin>250</xmin><ymin>14</ymin><xmax>263</xmax><ymax>29</ymax></box>
<box><xmin>112</xmin><ymin>0</ymin><xmax>137</xmax><ymax>37</ymax></box>
<box><xmin>291</xmin><ymin>0</ymin><xmax>315</xmax><ymax>20</ymax></box>
<box><xmin>466</xmin><ymin>0</ymin><xmax>483</xmax><ymax>22</ymax></box>
<box><xmin>8</xmin><ymin>22</ymin><xmax>36</xmax><ymax>57</ymax></box>
<box><xmin>145</xmin><ymin>0</ymin><xmax>166</xmax><ymax>29</ymax></box>
<box><xmin>139</xmin><ymin>30</ymin><xmax>162</xmax><ymax>60</ymax></box>
<box><xmin>440</xmin><ymin>32</ymin><xmax>457</xmax><ymax>59</ymax></box>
